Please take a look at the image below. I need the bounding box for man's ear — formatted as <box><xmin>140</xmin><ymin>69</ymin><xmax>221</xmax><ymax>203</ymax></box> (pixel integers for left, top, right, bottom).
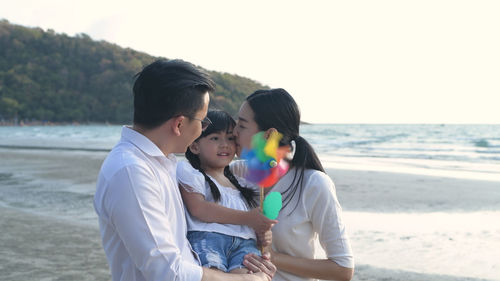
<box><xmin>171</xmin><ymin>116</ymin><xmax>185</xmax><ymax>136</ymax></box>
<box><xmin>263</xmin><ymin>128</ymin><xmax>278</xmax><ymax>139</ymax></box>
<box><xmin>188</xmin><ymin>142</ymin><xmax>201</xmax><ymax>154</ymax></box>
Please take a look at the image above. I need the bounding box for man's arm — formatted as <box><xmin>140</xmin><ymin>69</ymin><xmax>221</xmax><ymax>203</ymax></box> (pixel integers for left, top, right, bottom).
<box><xmin>106</xmin><ymin>166</ymin><xmax>202</xmax><ymax>280</ymax></box>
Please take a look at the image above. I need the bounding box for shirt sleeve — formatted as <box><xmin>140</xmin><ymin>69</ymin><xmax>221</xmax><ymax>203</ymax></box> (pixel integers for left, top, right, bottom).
<box><xmin>304</xmin><ymin>171</ymin><xmax>354</xmax><ymax>269</ymax></box>
<box><xmin>176</xmin><ymin>161</ymin><xmax>207</xmax><ymax>196</ymax></box>
<box><xmin>105</xmin><ymin>164</ymin><xmax>203</xmax><ymax>281</ymax></box>
<box><xmin>229</xmin><ymin>160</ymin><xmax>259</xmax><ymax>192</ymax></box>
<box><xmin>229</xmin><ymin>160</ymin><xmax>247</xmax><ymax>178</ymax></box>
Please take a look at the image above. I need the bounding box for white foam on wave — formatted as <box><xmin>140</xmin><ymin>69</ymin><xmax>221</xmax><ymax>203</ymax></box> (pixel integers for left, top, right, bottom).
<box><xmin>320</xmin><ymin>155</ymin><xmax>500</xmax><ymax>182</ymax></box>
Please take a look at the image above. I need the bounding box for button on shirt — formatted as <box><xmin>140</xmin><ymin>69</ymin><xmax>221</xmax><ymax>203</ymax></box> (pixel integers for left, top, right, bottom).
<box><xmin>94</xmin><ymin>126</ymin><xmax>202</xmax><ymax>281</ymax></box>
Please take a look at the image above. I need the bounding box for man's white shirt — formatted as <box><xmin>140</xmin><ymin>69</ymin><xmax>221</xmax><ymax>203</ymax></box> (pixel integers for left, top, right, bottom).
<box><xmin>94</xmin><ymin>126</ymin><xmax>202</xmax><ymax>281</ymax></box>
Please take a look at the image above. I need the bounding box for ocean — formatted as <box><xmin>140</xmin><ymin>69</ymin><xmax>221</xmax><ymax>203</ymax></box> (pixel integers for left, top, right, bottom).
<box><xmin>303</xmin><ymin>124</ymin><xmax>500</xmax><ymax>181</ymax></box>
<box><xmin>2</xmin><ymin>124</ymin><xmax>499</xmax><ymax>178</ymax></box>
<box><xmin>0</xmin><ymin>124</ymin><xmax>499</xmax><ymax>280</ymax></box>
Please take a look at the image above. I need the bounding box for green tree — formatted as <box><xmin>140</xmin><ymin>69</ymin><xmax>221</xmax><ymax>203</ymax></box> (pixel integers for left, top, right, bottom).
<box><xmin>0</xmin><ymin>19</ymin><xmax>268</xmax><ymax>124</ymax></box>
<box><xmin>0</xmin><ymin>96</ymin><xmax>21</xmax><ymax>119</ymax></box>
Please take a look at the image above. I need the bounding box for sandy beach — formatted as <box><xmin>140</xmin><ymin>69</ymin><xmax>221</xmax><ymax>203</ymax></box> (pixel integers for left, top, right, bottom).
<box><xmin>0</xmin><ymin>148</ymin><xmax>498</xmax><ymax>281</ymax></box>
<box><xmin>327</xmin><ymin>168</ymin><xmax>500</xmax><ymax>213</ymax></box>
<box><xmin>0</xmin><ymin>207</ymin><xmax>109</xmax><ymax>281</ymax></box>
<box><xmin>0</xmin><ymin>207</ymin><xmax>494</xmax><ymax>281</ymax></box>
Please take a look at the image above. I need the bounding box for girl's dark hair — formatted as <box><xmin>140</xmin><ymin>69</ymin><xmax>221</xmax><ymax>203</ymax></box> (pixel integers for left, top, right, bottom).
<box><xmin>246</xmin><ymin>88</ymin><xmax>324</xmax><ymax>213</ymax></box>
<box><xmin>185</xmin><ymin>110</ymin><xmax>257</xmax><ymax>208</ymax></box>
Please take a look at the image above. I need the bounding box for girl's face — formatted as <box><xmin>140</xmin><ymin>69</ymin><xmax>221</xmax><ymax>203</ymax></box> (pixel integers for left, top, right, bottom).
<box><xmin>193</xmin><ymin>128</ymin><xmax>236</xmax><ymax>171</ymax></box>
<box><xmin>234</xmin><ymin>101</ymin><xmax>260</xmax><ymax>157</ymax></box>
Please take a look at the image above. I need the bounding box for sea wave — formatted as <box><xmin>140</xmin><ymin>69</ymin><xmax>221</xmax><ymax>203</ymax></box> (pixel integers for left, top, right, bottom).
<box><xmin>0</xmin><ymin>144</ymin><xmax>110</xmax><ymax>152</ymax></box>
<box><xmin>1</xmin><ymin>124</ymin><xmax>499</xmax><ymax>168</ymax></box>
<box><xmin>474</xmin><ymin>139</ymin><xmax>490</xmax><ymax>148</ymax></box>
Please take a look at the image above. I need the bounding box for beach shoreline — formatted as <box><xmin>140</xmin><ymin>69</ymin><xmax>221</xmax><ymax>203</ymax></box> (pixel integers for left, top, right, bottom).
<box><xmin>0</xmin><ymin>206</ymin><xmax>110</xmax><ymax>281</ymax></box>
<box><xmin>0</xmin><ymin>206</ymin><xmax>495</xmax><ymax>281</ymax></box>
<box><xmin>0</xmin><ymin>148</ymin><xmax>499</xmax><ymax>280</ymax></box>
<box><xmin>326</xmin><ymin>167</ymin><xmax>500</xmax><ymax>213</ymax></box>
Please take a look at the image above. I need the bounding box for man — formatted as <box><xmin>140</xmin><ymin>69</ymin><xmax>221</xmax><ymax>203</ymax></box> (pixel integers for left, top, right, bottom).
<box><xmin>94</xmin><ymin>59</ymin><xmax>275</xmax><ymax>281</ymax></box>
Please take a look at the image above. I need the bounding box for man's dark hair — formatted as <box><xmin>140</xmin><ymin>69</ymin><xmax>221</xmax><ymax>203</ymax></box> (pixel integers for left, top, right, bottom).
<box><xmin>133</xmin><ymin>59</ymin><xmax>216</xmax><ymax>129</ymax></box>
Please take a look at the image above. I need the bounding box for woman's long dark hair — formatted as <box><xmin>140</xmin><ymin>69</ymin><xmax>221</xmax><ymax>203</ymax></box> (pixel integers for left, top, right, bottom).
<box><xmin>246</xmin><ymin>88</ymin><xmax>324</xmax><ymax>213</ymax></box>
<box><xmin>185</xmin><ymin>110</ymin><xmax>258</xmax><ymax>208</ymax></box>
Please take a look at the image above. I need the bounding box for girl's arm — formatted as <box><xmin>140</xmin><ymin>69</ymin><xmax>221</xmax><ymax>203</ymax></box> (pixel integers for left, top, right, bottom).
<box><xmin>179</xmin><ymin>186</ymin><xmax>276</xmax><ymax>234</ymax></box>
<box><xmin>270</xmin><ymin>249</ymin><xmax>353</xmax><ymax>281</ymax></box>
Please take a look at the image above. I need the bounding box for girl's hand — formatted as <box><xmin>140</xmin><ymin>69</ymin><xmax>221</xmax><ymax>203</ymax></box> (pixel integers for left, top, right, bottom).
<box><xmin>247</xmin><ymin>208</ymin><xmax>277</xmax><ymax>240</ymax></box>
<box><xmin>244</xmin><ymin>253</ymin><xmax>276</xmax><ymax>280</ymax></box>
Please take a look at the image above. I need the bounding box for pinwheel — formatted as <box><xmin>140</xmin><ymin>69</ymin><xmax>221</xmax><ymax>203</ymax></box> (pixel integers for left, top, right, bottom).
<box><xmin>241</xmin><ymin>131</ymin><xmax>289</xmax><ymax>220</ymax></box>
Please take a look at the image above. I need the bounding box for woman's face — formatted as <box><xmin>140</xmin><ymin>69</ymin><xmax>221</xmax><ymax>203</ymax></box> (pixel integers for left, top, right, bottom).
<box><xmin>234</xmin><ymin>101</ymin><xmax>260</xmax><ymax>157</ymax></box>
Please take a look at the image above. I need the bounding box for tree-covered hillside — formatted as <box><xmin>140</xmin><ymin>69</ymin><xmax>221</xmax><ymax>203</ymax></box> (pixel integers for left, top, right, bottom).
<box><xmin>0</xmin><ymin>20</ymin><xmax>267</xmax><ymax>124</ymax></box>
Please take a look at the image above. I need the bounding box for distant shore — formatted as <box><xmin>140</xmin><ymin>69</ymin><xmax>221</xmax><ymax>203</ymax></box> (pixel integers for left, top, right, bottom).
<box><xmin>0</xmin><ymin>120</ymin><xmax>119</xmax><ymax>126</ymax></box>
<box><xmin>1</xmin><ymin>120</ymin><xmax>313</xmax><ymax>126</ymax></box>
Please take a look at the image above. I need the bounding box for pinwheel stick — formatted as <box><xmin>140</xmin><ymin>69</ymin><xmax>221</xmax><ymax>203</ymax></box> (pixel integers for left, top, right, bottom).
<box><xmin>260</xmin><ymin>187</ymin><xmax>264</xmax><ymax>213</ymax></box>
<box><xmin>241</xmin><ymin>131</ymin><xmax>289</xmax><ymax>253</ymax></box>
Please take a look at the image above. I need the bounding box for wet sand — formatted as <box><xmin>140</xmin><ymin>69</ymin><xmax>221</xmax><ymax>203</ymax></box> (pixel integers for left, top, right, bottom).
<box><xmin>0</xmin><ymin>207</ymin><xmax>109</xmax><ymax>281</ymax></box>
<box><xmin>0</xmin><ymin>148</ymin><xmax>498</xmax><ymax>280</ymax></box>
<box><xmin>0</xmin><ymin>206</ymin><xmax>493</xmax><ymax>281</ymax></box>
<box><xmin>327</xmin><ymin>168</ymin><xmax>500</xmax><ymax>213</ymax></box>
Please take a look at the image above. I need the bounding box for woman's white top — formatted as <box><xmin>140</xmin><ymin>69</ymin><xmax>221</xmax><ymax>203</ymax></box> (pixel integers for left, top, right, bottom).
<box><xmin>176</xmin><ymin>160</ymin><xmax>256</xmax><ymax>240</ymax></box>
<box><xmin>231</xmin><ymin>160</ymin><xmax>354</xmax><ymax>281</ymax></box>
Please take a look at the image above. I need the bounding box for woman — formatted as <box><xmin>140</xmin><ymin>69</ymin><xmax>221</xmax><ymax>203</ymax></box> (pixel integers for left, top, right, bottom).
<box><xmin>232</xmin><ymin>88</ymin><xmax>354</xmax><ymax>281</ymax></box>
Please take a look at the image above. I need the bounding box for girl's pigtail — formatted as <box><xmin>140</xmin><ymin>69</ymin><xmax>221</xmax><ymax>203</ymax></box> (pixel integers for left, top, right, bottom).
<box><xmin>200</xmin><ymin>170</ymin><xmax>222</xmax><ymax>203</ymax></box>
<box><xmin>185</xmin><ymin>147</ymin><xmax>221</xmax><ymax>202</ymax></box>
<box><xmin>224</xmin><ymin>166</ymin><xmax>258</xmax><ymax>208</ymax></box>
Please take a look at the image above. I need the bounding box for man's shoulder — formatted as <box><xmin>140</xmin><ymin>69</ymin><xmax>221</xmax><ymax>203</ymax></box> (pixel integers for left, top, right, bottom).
<box><xmin>100</xmin><ymin>142</ymin><xmax>149</xmax><ymax>179</ymax></box>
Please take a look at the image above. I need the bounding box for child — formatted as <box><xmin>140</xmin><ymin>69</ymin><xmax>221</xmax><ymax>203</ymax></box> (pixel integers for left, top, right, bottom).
<box><xmin>177</xmin><ymin>110</ymin><xmax>277</xmax><ymax>274</ymax></box>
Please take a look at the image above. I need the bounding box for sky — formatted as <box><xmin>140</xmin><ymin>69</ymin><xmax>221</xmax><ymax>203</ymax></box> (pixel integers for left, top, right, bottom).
<box><xmin>2</xmin><ymin>0</ymin><xmax>499</xmax><ymax>124</ymax></box>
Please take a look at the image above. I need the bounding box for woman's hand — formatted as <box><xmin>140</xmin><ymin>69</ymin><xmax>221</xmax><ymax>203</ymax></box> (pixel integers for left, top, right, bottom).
<box><xmin>244</xmin><ymin>252</ymin><xmax>276</xmax><ymax>280</ymax></box>
<box><xmin>247</xmin><ymin>208</ymin><xmax>277</xmax><ymax>239</ymax></box>
<box><xmin>266</xmin><ymin>246</ymin><xmax>277</xmax><ymax>264</ymax></box>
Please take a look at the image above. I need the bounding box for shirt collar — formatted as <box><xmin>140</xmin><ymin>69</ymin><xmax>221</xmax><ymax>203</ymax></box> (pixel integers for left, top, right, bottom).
<box><xmin>120</xmin><ymin>126</ymin><xmax>176</xmax><ymax>162</ymax></box>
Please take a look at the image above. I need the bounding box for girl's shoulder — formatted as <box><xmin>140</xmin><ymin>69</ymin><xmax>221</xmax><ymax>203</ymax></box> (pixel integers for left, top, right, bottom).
<box><xmin>176</xmin><ymin>160</ymin><xmax>206</xmax><ymax>190</ymax></box>
<box><xmin>176</xmin><ymin>160</ymin><xmax>199</xmax><ymax>176</ymax></box>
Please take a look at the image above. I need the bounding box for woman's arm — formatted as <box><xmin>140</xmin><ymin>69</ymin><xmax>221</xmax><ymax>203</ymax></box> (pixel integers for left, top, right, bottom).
<box><xmin>179</xmin><ymin>187</ymin><xmax>276</xmax><ymax>233</ymax></box>
<box><xmin>270</xmin><ymin>249</ymin><xmax>353</xmax><ymax>281</ymax></box>
<box><xmin>270</xmin><ymin>172</ymin><xmax>354</xmax><ymax>281</ymax></box>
